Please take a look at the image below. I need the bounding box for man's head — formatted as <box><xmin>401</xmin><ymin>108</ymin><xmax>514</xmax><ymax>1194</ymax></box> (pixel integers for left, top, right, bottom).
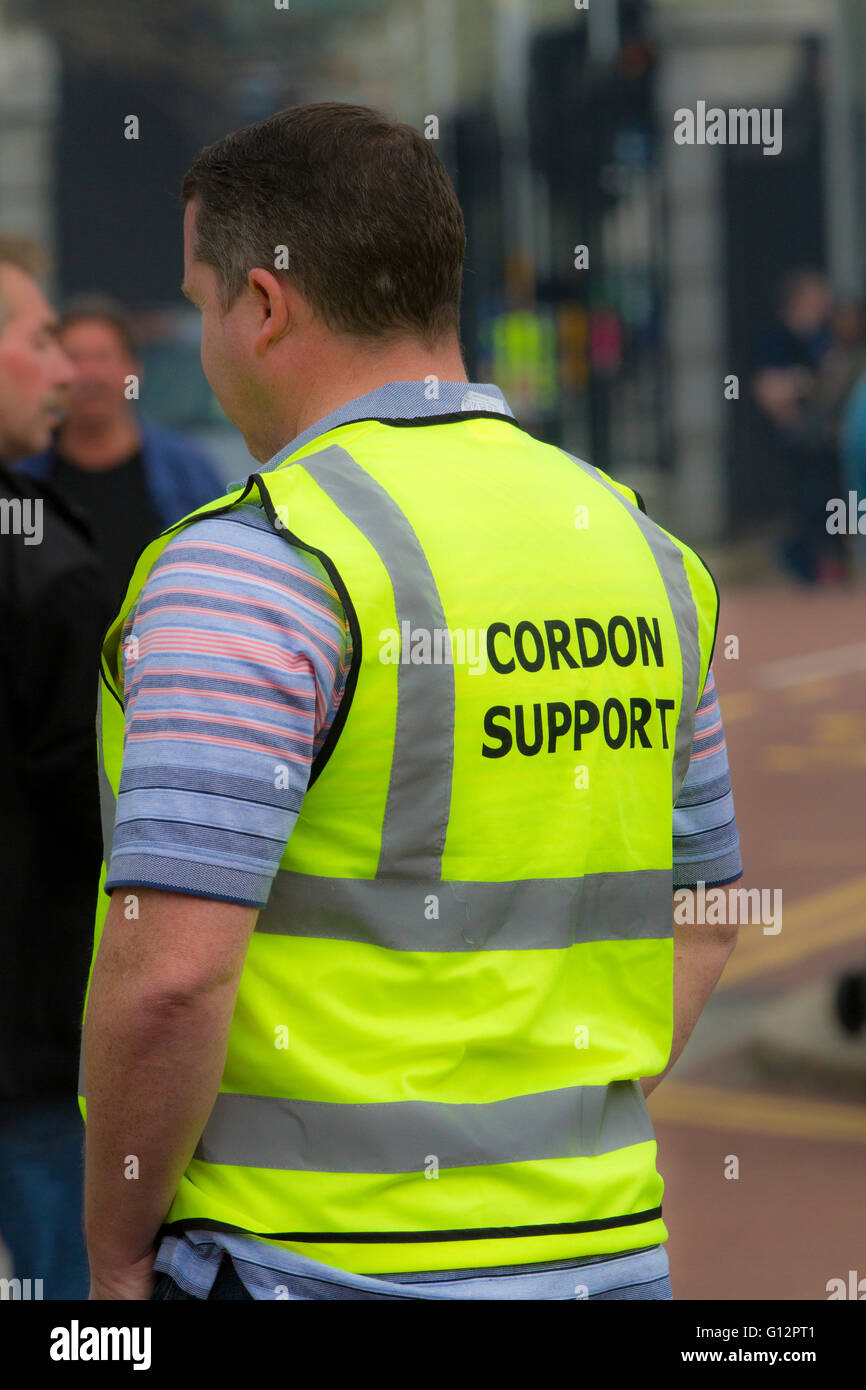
<box><xmin>0</xmin><ymin>234</ymin><xmax>75</xmax><ymax>462</ymax></box>
<box><xmin>181</xmin><ymin>103</ymin><xmax>467</xmax><ymax>460</ymax></box>
<box><xmin>57</xmin><ymin>296</ymin><xmax>139</xmax><ymax>430</ymax></box>
<box><xmin>779</xmin><ymin>269</ymin><xmax>830</xmax><ymax>337</ymax></box>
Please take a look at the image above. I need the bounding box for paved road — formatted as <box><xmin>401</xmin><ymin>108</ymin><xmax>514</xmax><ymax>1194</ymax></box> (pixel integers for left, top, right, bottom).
<box><xmin>649</xmin><ymin>578</ymin><xmax>866</xmax><ymax>1301</ymax></box>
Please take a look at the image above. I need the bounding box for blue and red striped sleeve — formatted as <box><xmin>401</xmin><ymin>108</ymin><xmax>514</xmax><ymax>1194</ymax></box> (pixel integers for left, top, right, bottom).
<box><xmin>104</xmin><ymin>502</ymin><xmax>351</xmax><ymax>907</ymax></box>
<box><xmin>672</xmin><ymin>662</ymin><xmax>743</xmax><ymax>887</ymax></box>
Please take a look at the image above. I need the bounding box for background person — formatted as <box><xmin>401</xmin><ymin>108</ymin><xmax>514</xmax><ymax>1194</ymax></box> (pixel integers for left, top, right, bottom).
<box><xmin>751</xmin><ymin>269</ymin><xmax>846</xmax><ymax>584</ymax></box>
<box><xmin>17</xmin><ymin>296</ymin><xmax>225</xmax><ymax>610</ymax></box>
<box><xmin>837</xmin><ymin>347</ymin><xmax>866</xmax><ymax>580</ymax></box>
<box><xmin>0</xmin><ymin>234</ymin><xmax>112</xmax><ymax>1300</ymax></box>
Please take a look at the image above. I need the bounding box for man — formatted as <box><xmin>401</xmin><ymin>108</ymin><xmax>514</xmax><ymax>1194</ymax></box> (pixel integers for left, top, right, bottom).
<box><xmin>81</xmin><ymin>104</ymin><xmax>743</xmax><ymax>1302</ymax></box>
<box><xmin>839</xmin><ymin>341</ymin><xmax>866</xmax><ymax>581</ymax></box>
<box><xmin>752</xmin><ymin>269</ymin><xmax>844</xmax><ymax>584</ymax></box>
<box><xmin>477</xmin><ymin>250</ymin><xmax>559</xmax><ymax>443</ymax></box>
<box><xmin>17</xmin><ymin>296</ymin><xmax>224</xmax><ymax>610</ymax></box>
<box><xmin>0</xmin><ymin>235</ymin><xmax>112</xmax><ymax>1299</ymax></box>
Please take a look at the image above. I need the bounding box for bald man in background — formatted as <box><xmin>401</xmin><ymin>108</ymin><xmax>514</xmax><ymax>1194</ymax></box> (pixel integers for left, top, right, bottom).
<box><xmin>0</xmin><ymin>234</ymin><xmax>111</xmax><ymax>1299</ymax></box>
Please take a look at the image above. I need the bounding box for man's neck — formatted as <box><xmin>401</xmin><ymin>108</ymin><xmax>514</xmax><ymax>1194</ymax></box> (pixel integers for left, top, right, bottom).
<box><xmin>278</xmin><ymin>339</ymin><xmax>469</xmax><ymax>455</ymax></box>
<box><xmin>55</xmin><ymin>415</ymin><xmax>142</xmax><ymax>470</ymax></box>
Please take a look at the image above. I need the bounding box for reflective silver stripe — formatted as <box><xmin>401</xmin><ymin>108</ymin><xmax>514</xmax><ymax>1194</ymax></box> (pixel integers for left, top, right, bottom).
<box><xmin>96</xmin><ymin>682</ymin><xmax>117</xmax><ymax>865</ymax></box>
<box><xmin>299</xmin><ymin>445</ymin><xmax>454</xmax><ymax>878</ymax></box>
<box><xmin>258</xmin><ymin>868</ymin><xmax>672</xmax><ymax>949</ymax></box>
<box><xmin>194</xmin><ymin>1080</ymin><xmax>653</xmax><ymax>1173</ymax></box>
<box><xmin>562</xmin><ymin>453</ymin><xmax>701</xmax><ymax>802</ymax></box>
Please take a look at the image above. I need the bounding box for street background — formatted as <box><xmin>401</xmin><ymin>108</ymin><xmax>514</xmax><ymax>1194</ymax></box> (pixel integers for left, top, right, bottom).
<box><xmin>1</xmin><ymin>0</ymin><xmax>864</xmax><ymax>1300</ymax></box>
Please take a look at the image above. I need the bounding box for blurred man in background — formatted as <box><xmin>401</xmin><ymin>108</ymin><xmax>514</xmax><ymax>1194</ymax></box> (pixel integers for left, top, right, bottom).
<box><xmin>752</xmin><ymin>269</ymin><xmax>847</xmax><ymax>584</ymax></box>
<box><xmin>477</xmin><ymin>250</ymin><xmax>559</xmax><ymax>443</ymax></box>
<box><xmin>17</xmin><ymin>296</ymin><xmax>224</xmax><ymax>609</ymax></box>
<box><xmin>0</xmin><ymin>235</ymin><xmax>111</xmax><ymax>1299</ymax></box>
<box><xmin>838</xmin><ymin>313</ymin><xmax>866</xmax><ymax>582</ymax></box>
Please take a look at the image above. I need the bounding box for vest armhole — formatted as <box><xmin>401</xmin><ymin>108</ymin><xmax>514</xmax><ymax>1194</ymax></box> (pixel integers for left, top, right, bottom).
<box><xmin>683</xmin><ymin>542</ymin><xmax>721</xmax><ymax>689</ymax></box>
<box><xmin>102</xmin><ymin>474</ymin><xmax>260</xmax><ymax>705</ymax></box>
<box><xmin>251</xmin><ymin>473</ymin><xmax>362</xmax><ymax>789</ymax></box>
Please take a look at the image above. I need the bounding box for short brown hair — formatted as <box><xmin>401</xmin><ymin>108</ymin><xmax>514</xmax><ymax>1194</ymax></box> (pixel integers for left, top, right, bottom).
<box><xmin>182</xmin><ymin>102</ymin><xmax>466</xmax><ymax>345</ymax></box>
<box><xmin>60</xmin><ymin>294</ymin><xmax>139</xmax><ymax>358</ymax></box>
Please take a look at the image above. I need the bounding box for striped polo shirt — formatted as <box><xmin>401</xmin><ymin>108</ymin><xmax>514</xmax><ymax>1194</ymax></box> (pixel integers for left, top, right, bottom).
<box><xmin>105</xmin><ymin>380</ymin><xmax>742</xmax><ymax>1299</ymax></box>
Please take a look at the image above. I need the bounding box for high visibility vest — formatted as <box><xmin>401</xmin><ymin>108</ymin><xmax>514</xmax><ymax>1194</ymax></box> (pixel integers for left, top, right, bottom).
<box><xmin>490</xmin><ymin>310</ymin><xmax>559</xmax><ymax>414</ymax></box>
<box><xmin>80</xmin><ymin>410</ymin><xmax>718</xmax><ymax>1275</ymax></box>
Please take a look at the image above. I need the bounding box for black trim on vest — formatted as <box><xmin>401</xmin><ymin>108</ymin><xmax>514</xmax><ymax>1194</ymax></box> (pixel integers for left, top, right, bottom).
<box><xmin>557</xmin><ymin>457</ymin><xmax>715</xmax><ymax>696</ymax></box>
<box><xmin>327</xmin><ymin>410</ymin><xmax>525</xmax><ymax>431</ymax></box>
<box><xmin>687</xmin><ymin>543</ymin><xmax>721</xmax><ymax>678</ymax></box>
<box><xmin>98</xmin><ymin>475</ymin><xmax>260</xmax><ymax>711</ymax></box>
<box><xmin>251</xmin><ymin>473</ymin><xmax>362</xmax><ymax>789</ymax></box>
<box><xmin>160</xmin><ymin>1205</ymin><xmax>662</xmax><ymax>1246</ymax></box>
<box><xmin>614</xmin><ymin>481</ymin><xmax>719</xmax><ymax>685</ymax></box>
<box><xmin>624</xmin><ymin>483</ymin><xmax>720</xmax><ymax>695</ymax></box>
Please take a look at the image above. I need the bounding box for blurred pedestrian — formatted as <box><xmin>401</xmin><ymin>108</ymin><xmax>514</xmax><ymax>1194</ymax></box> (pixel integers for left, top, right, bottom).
<box><xmin>477</xmin><ymin>250</ymin><xmax>559</xmax><ymax>442</ymax></box>
<box><xmin>17</xmin><ymin>296</ymin><xmax>224</xmax><ymax>610</ymax></box>
<box><xmin>837</xmin><ymin>329</ymin><xmax>866</xmax><ymax>582</ymax></box>
<box><xmin>0</xmin><ymin>235</ymin><xmax>112</xmax><ymax>1299</ymax></box>
<box><xmin>752</xmin><ymin>269</ymin><xmax>846</xmax><ymax>583</ymax></box>
<box><xmin>814</xmin><ymin>299</ymin><xmax>866</xmax><ymax>430</ymax></box>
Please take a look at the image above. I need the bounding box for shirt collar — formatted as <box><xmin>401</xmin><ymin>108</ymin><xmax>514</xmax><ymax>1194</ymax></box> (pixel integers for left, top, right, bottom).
<box><xmin>259</xmin><ymin>380</ymin><xmax>515</xmax><ymax>475</ymax></box>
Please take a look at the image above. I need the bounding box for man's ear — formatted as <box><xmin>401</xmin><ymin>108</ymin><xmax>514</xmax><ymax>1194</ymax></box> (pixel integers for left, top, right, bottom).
<box><xmin>248</xmin><ymin>268</ymin><xmax>291</xmax><ymax>356</ymax></box>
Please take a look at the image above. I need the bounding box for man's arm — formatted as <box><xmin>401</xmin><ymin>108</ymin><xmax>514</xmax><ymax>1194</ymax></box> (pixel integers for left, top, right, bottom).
<box><xmin>83</xmin><ymin>887</ymin><xmax>258</xmax><ymax>1300</ymax></box>
<box><xmin>84</xmin><ymin>510</ymin><xmax>348</xmax><ymax>1299</ymax></box>
<box><xmin>644</xmin><ymin>658</ymin><xmax>743</xmax><ymax>1098</ymax></box>
<box><xmin>640</xmin><ymin>889</ymin><xmax>738</xmax><ymax>1100</ymax></box>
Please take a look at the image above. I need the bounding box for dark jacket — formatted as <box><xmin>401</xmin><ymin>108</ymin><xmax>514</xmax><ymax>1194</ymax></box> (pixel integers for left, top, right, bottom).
<box><xmin>0</xmin><ymin>463</ymin><xmax>113</xmax><ymax>1099</ymax></box>
<box><xmin>17</xmin><ymin>422</ymin><xmax>226</xmax><ymax>528</ymax></box>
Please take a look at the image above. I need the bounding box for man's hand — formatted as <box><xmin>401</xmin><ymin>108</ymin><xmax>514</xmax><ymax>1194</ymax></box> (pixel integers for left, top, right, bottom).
<box><xmin>88</xmin><ymin>1250</ymin><xmax>157</xmax><ymax>1301</ymax></box>
<box><xmin>752</xmin><ymin>365</ymin><xmax>813</xmax><ymax>427</ymax></box>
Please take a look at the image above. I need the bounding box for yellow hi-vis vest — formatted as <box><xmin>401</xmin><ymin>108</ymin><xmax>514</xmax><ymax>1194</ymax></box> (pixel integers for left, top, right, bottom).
<box><xmin>490</xmin><ymin>309</ymin><xmax>559</xmax><ymax>414</ymax></box>
<box><xmin>80</xmin><ymin>410</ymin><xmax>718</xmax><ymax>1275</ymax></box>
